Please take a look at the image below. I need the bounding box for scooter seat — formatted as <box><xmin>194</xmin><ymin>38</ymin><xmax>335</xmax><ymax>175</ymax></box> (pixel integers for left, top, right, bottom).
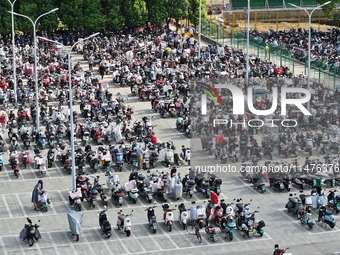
<box><xmin>324</xmin><ymin>212</ymin><xmax>333</xmax><ymax>216</ymax></box>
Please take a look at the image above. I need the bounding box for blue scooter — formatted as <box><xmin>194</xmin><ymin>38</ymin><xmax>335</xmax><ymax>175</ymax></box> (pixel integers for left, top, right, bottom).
<box><xmin>318</xmin><ymin>205</ymin><xmax>336</xmax><ymax>228</ymax></box>
<box><xmin>220</xmin><ymin>218</ymin><xmax>236</xmax><ymax>241</ymax></box>
<box><xmin>0</xmin><ymin>153</ymin><xmax>3</xmax><ymax>171</ymax></box>
<box><xmin>300</xmin><ymin>206</ymin><xmax>316</xmax><ymax>229</ymax></box>
<box><xmin>114</xmin><ymin>151</ymin><xmax>124</xmax><ymax>172</ymax></box>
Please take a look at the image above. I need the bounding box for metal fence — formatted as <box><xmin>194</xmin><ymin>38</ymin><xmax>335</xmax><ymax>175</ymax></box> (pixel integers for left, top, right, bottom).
<box><xmin>230</xmin><ymin>31</ymin><xmax>340</xmax><ymax>88</ymax></box>
<box><xmin>201</xmin><ymin>20</ymin><xmax>225</xmax><ymax>46</ymax></box>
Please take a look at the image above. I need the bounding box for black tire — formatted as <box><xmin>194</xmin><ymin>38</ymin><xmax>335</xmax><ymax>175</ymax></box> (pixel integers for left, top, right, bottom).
<box><xmin>196</xmin><ymin>232</ymin><xmax>202</xmax><ymax>243</ymax></box>
<box><xmin>336</xmin><ymin>209</ymin><xmax>339</xmax><ymax>214</ymax></box>
<box><xmin>259</xmin><ymin>232</ymin><xmax>263</xmax><ymax>237</ymax></box>
<box><xmin>188</xmin><ymin>160</ymin><xmax>190</xmax><ymax>166</ymax></box>
<box><xmin>119</xmin><ymin>166</ymin><xmax>123</xmax><ymax>172</ymax></box>
<box><xmin>309</xmin><ymin>151</ymin><xmax>312</xmax><ymax>156</ymax></box>
<box><xmin>199</xmin><ymin>222</ymin><xmax>204</xmax><ymax>229</ymax></box>
<box><xmin>76</xmin><ymin>235</ymin><xmax>79</xmax><ymax>241</ymax></box>
<box><xmin>126</xmin><ymin>230</ymin><xmax>131</xmax><ymax>236</ymax></box>
<box><xmin>78</xmin><ymin>205</ymin><xmax>82</xmax><ymax>211</ymax></box>
<box><xmin>300</xmin><ymin>217</ymin><xmax>304</xmax><ymax>224</ymax></box>
<box><xmin>186</xmin><ymin>223</ymin><xmax>195</xmax><ymax>234</ymax></box>
<box><xmin>28</xmin><ymin>238</ymin><xmax>34</xmax><ymax>246</ymax></box>
<box><xmin>189</xmin><ymin>194</ymin><xmax>192</xmax><ymax>198</ymax></box>
<box><xmin>133</xmin><ymin>199</ymin><xmax>137</xmax><ymax>204</ymax></box>
<box><xmin>169</xmin><ymin>225</ymin><xmax>172</xmax><ymax>232</ymax></box>
<box><xmin>153</xmin><ymin>229</ymin><xmax>156</xmax><ymax>234</ymax></box>
<box><xmin>183</xmin><ymin>223</ymin><xmax>186</xmax><ymax>230</ymax></box>
<box><xmin>228</xmin><ymin>232</ymin><xmax>233</xmax><ymax>241</ymax></box>
<box><xmin>221</xmin><ymin>158</ymin><xmax>227</xmax><ymax>164</ymax></box>
<box><xmin>308</xmin><ymin>224</ymin><xmax>313</xmax><ymax>229</ymax></box>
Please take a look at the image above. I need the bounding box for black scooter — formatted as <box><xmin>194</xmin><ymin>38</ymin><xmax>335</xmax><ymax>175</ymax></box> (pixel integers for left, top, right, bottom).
<box><xmin>98</xmin><ymin>208</ymin><xmax>112</xmax><ymax>238</ymax></box>
<box><xmin>146</xmin><ymin>204</ymin><xmax>158</xmax><ymax>233</ymax></box>
<box><xmin>20</xmin><ymin>218</ymin><xmax>41</xmax><ymax>246</ymax></box>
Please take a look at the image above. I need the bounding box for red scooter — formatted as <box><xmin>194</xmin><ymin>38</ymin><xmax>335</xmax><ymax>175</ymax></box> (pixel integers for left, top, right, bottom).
<box><xmin>76</xmin><ymin>176</ymin><xmax>90</xmax><ymax>201</ymax></box>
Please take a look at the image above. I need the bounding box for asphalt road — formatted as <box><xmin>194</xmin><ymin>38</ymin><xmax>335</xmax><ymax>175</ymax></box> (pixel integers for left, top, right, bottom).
<box><xmin>0</xmin><ymin>47</ymin><xmax>340</xmax><ymax>255</ymax></box>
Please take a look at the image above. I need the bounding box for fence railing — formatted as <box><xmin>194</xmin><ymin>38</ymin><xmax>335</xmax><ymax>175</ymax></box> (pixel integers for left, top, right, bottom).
<box><xmin>200</xmin><ymin>20</ymin><xmax>340</xmax><ymax>88</ymax></box>
<box><xmin>229</xmin><ymin>31</ymin><xmax>340</xmax><ymax>88</ymax></box>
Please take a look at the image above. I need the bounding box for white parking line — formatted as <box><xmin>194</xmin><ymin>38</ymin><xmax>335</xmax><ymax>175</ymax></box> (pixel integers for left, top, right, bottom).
<box><xmin>140</xmin><ymin>224</ymin><xmax>164</xmax><ymax>251</ymax></box>
<box><xmin>157</xmin><ymin>222</ymin><xmax>181</xmax><ymax>249</ymax></box>
<box><xmin>172</xmin><ymin>128</ymin><xmax>190</xmax><ymax>141</ymax></box>
<box><xmin>62</xmin><ymin>231</ymin><xmax>80</xmax><ymax>255</ymax></box>
<box><xmin>79</xmin><ymin>230</ymin><xmax>97</xmax><ymax>254</ymax></box>
<box><xmin>47</xmin><ymin>232</ymin><xmax>62</xmax><ymax>255</ymax></box>
<box><xmin>0</xmin><ymin>237</ymin><xmax>7</xmax><ymax>255</ymax></box>
<box><xmin>15</xmin><ymin>194</ymin><xmax>28</xmax><ymax>217</ymax></box>
<box><xmin>2</xmin><ymin>195</ymin><xmax>13</xmax><ymax>218</ymax></box>
<box><xmin>93</xmin><ymin>228</ymin><xmax>114</xmax><ymax>252</ymax></box>
<box><xmin>236</xmin><ymin>177</ymin><xmax>261</xmax><ymax>196</ymax></box>
<box><xmin>172</xmin><ymin>222</ymin><xmax>195</xmax><ymax>247</ymax></box>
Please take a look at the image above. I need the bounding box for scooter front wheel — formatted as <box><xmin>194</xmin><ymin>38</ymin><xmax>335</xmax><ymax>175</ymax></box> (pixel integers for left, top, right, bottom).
<box><xmin>168</xmin><ymin>225</ymin><xmax>172</xmax><ymax>232</ymax></box>
<box><xmin>76</xmin><ymin>235</ymin><xmax>79</xmax><ymax>241</ymax></box>
<box><xmin>28</xmin><ymin>238</ymin><xmax>34</xmax><ymax>246</ymax></box>
<box><xmin>153</xmin><ymin>229</ymin><xmax>157</xmax><ymax>234</ymax></box>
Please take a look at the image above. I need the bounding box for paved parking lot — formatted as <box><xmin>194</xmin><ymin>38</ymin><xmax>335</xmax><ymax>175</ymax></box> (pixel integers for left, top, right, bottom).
<box><xmin>0</xmin><ymin>49</ymin><xmax>340</xmax><ymax>255</ymax></box>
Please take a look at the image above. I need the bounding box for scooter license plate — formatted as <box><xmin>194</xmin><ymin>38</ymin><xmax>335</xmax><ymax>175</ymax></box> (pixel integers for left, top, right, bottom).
<box><xmin>336</xmin><ymin>204</ymin><xmax>340</xmax><ymax>209</ymax></box>
<box><xmin>213</xmin><ymin>234</ymin><xmax>218</xmax><ymax>240</ymax></box>
<box><xmin>148</xmin><ymin>195</ymin><xmax>153</xmax><ymax>200</ymax></box>
<box><xmin>153</xmin><ymin>223</ymin><xmax>158</xmax><ymax>229</ymax></box>
<box><xmin>216</xmin><ymin>188</ymin><xmax>221</xmax><ymax>193</ymax></box>
<box><xmin>189</xmin><ymin>190</ymin><xmax>193</xmax><ymax>195</ymax></box>
<box><xmin>25</xmin><ymin>142</ymin><xmax>29</xmax><ymax>145</ymax></box>
<box><xmin>279</xmin><ymin>183</ymin><xmax>284</xmax><ymax>189</ymax></box>
<box><xmin>119</xmin><ymin>197</ymin><xmax>123</xmax><ymax>203</ymax></box>
<box><xmin>229</xmin><ymin>229</ymin><xmax>234</xmax><ymax>233</ymax></box>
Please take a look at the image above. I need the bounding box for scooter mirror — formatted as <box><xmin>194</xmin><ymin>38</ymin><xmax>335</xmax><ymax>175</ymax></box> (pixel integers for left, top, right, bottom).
<box><xmin>154</xmin><ymin>201</ymin><xmax>157</xmax><ymax>204</ymax></box>
<box><xmin>299</xmin><ymin>190</ymin><xmax>303</xmax><ymax>193</ymax></box>
<box><xmin>104</xmin><ymin>205</ymin><xmax>107</xmax><ymax>209</ymax></box>
<box><xmin>38</xmin><ymin>220</ymin><xmax>40</xmax><ymax>222</ymax></box>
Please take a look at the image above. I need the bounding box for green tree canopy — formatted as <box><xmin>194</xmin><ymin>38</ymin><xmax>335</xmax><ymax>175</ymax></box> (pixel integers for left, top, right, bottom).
<box><xmin>58</xmin><ymin>0</ymin><xmax>84</xmax><ymax>31</ymax></box>
<box><xmin>145</xmin><ymin>0</ymin><xmax>167</xmax><ymax>26</ymax></box>
<box><xmin>104</xmin><ymin>0</ymin><xmax>125</xmax><ymax>31</ymax></box>
<box><xmin>17</xmin><ymin>0</ymin><xmax>58</xmax><ymax>32</ymax></box>
<box><xmin>122</xmin><ymin>0</ymin><xmax>148</xmax><ymax>28</ymax></box>
<box><xmin>165</xmin><ymin>0</ymin><xmax>189</xmax><ymax>28</ymax></box>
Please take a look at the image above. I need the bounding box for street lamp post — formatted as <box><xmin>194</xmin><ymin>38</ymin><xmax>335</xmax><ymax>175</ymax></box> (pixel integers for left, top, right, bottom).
<box><xmin>7</xmin><ymin>0</ymin><xmax>17</xmax><ymax>104</ymax></box>
<box><xmin>245</xmin><ymin>0</ymin><xmax>250</xmax><ymax>90</ymax></box>
<box><xmin>198</xmin><ymin>0</ymin><xmax>202</xmax><ymax>58</ymax></box>
<box><xmin>288</xmin><ymin>1</ymin><xmax>331</xmax><ymax>111</ymax></box>
<box><xmin>9</xmin><ymin>8</ymin><xmax>59</xmax><ymax>132</ymax></box>
<box><xmin>38</xmin><ymin>33</ymin><xmax>100</xmax><ymax>190</ymax></box>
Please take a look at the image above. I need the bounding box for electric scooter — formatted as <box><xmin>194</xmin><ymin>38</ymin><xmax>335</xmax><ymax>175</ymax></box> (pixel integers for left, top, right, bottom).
<box><xmin>117</xmin><ymin>210</ymin><xmax>134</xmax><ymax>236</ymax></box>
<box><xmin>145</xmin><ymin>203</ymin><xmax>158</xmax><ymax>233</ymax></box>
<box><xmin>98</xmin><ymin>207</ymin><xmax>112</xmax><ymax>238</ymax></box>
<box><xmin>162</xmin><ymin>203</ymin><xmax>177</xmax><ymax>232</ymax></box>
<box><xmin>20</xmin><ymin>218</ymin><xmax>41</xmax><ymax>246</ymax></box>
<box><xmin>178</xmin><ymin>203</ymin><xmax>189</xmax><ymax>230</ymax></box>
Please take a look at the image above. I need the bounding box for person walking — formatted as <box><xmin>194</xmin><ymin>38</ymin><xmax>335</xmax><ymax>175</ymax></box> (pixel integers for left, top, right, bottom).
<box><xmin>99</xmin><ymin>64</ymin><xmax>106</xmax><ymax>80</ymax></box>
<box><xmin>32</xmin><ymin>180</ymin><xmax>43</xmax><ymax>211</ymax></box>
<box><xmin>264</xmin><ymin>44</ymin><xmax>269</xmax><ymax>61</ymax></box>
<box><xmin>134</xmin><ymin>145</ymin><xmax>144</xmax><ymax>170</ymax></box>
<box><xmin>88</xmin><ymin>54</ymin><xmax>94</xmax><ymax>71</ymax></box>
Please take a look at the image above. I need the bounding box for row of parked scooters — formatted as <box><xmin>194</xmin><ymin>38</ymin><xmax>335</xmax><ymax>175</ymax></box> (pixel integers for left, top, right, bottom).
<box><xmin>285</xmin><ymin>189</ymin><xmax>338</xmax><ymax>229</ymax></box>
<box><xmin>95</xmin><ymin>194</ymin><xmax>267</xmax><ymax>242</ymax></box>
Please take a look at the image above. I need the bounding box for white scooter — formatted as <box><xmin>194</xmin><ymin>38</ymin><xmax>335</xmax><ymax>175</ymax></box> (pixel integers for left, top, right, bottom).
<box><xmin>178</xmin><ymin>203</ymin><xmax>189</xmax><ymax>230</ymax></box>
<box><xmin>162</xmin><ymin>203</ymin><xmax>177</xmax><ymax>232</ymax></box>
<box><xmin>181</xmin><ymin>146</ymin><xmax>191</xmax><ymax>166</ymax></box>
<box><xmin>117</xmin><ymin>210</ymin><xmax>133</xmax><ymax>236</ymax></box>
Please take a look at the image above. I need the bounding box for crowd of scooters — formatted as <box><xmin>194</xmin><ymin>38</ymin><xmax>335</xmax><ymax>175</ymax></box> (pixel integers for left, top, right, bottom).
<box><xmin>4</xmin><ymin>24</ymin><xmax>336</xmax><ymax>253</ymax></box>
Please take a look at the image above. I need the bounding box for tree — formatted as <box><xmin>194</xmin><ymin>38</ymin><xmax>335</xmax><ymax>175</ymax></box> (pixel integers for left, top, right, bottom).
<box><xmin>122</xmin><ymin>0</ymin><xmax>148</xmax><ymax>28</ymax></box>
<box><xmin>82</xmin><ymin>0</ymin><xmax>104</xmax><ymax>32</ymax></box>
<box><xmin>58</xmin><ymin>0</ymin><xmax>84</xmax><ymax>31</ymax></box>
<box><xmin>165</xmin><ymin>0</ymin><xmax>189</xmax><ymax>29</ymax></box>
<box><xmin>316</xmin><ymin>0</ymin><xmax>338</xmax><ymax>18</ymax></box>
<box><xmin>145</xmin><ymin>0</ymin><xmax>167</xmax><ymax>26</ymax></box>
<box><xmin>0</xmin><ymin>2</ymin><xmax>12</xmax><ymax>35</ymax></box>
<box><xmin>17</xmin><ymin>0</ymin><xmax>58</xmax><ymax>32</ymax></box>
<box><xmin>188</xmin><ymin>0</ymin><xmax>207</xmax><ymax>28</ymax></box>
<box><xmin>103</xmin><ymin>0</ymin><xmax>125</xmax><ymax>31</ymax></box>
